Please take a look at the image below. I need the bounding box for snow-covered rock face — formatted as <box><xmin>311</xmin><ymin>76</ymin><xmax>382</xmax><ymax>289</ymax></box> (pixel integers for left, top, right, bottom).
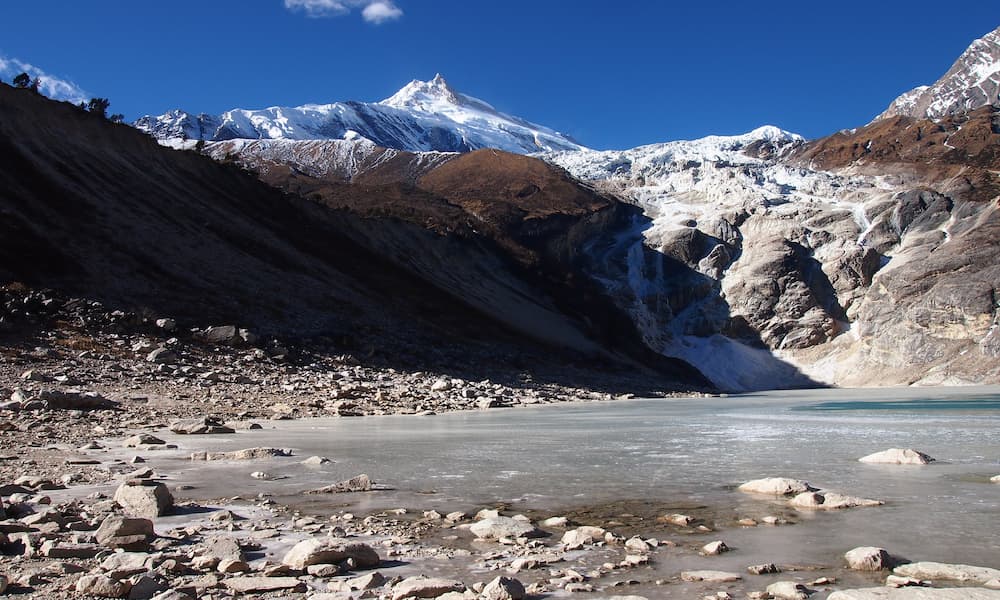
<box><xmin>877</xmin><ymin>25</ymin><xmax>1000</xmax><ymax>120</ymax></box>
<box><xmin>134</xmin><ymin>74</ymin><xmax>584</xmax><ymax>155</ymax></box>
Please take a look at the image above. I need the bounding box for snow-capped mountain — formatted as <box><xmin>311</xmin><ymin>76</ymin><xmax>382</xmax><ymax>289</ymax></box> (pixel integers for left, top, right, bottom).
<box><xmin>135</xmin><ymin>74</ymin><xmax>585</xmax><ymax>154</ymax></box>
<box><xmin>877</xmin><ymin>25</ymin><xmax>1000</xmax><ymax>120</ymax></box>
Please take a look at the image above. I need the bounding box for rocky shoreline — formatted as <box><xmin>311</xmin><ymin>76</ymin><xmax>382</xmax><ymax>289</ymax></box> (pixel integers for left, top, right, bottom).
<box><xmin>3</xmin><ymin>288</ymin><xmax>1000</xmax><ymax>599</ymax></box>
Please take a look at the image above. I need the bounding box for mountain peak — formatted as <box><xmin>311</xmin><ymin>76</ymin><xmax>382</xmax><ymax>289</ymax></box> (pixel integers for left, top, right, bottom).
<box><xmin>380</xmin><ymin>73</ymin><xmax>465</xmax><ymax>110</ymax></box>
<box><xmin>877</xmin><ymin>25</ymin><xmax>1000</xmax><ymax>121</ymax></box>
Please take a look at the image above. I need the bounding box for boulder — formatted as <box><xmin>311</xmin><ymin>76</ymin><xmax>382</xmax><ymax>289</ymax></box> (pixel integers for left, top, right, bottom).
<box><xmin>767</xmin><ymin>581</ymin><xmax>815</xmax><ymax>599</ymax></box>
<box><xmin>471</xmin><ymin>517</ymin><xmax>541</xmax><ymax>540</ymax></box>
<box><xmin>114</xmin><ymin>480</ymin><xmax>174</xmax><ymax>518</ymax></box>
<box><xmin>391</xmin><ymin>576</ymin><xmax>464</xmax><ymax>600</ymax></box>
<box><xmin>858</xmin><ymin>448</ymin><xmax>935</xmax><ymax>465</ymax></box>
<box><xmin>481</xmin><ymin>576</ymin><xmax>525</xmax><ymax>600</ymax></box>
<box><xmin>828</xmin><ymin>589</ymin><xmax>1000</xmax><ymax>599</ymax></box>
<box><xmin>122</xmin><ymin>434</ymin><xmax>166</xmax><ymax>448</ymax></box>
<box><xmin>844</xmin><ymin>546</ymin><xmax>893</xmax><ymax>571</ymax></box>
<box><xmin>37</xmin><ymin>389</ymin><xmax>118</xmax><ymax>410</ymax></box>
<box><xmin>169</xmin><ymin>417</ymin><xmax>235</xmax><ymax>435</ymax></box>
<box><xmin>307</xmin><ymin>473</ymin><xmax>374</xmax><ymax>493</ymax></box>
<box><xmin>95</xmin><ymin>515</ymin><xmax>155</xmax><ymax>550</ymax></box>
<box><xmin>991</xmin><ymin>475</ymin><xmax>1000</xmax><ymax>483</ymax></box>
<box><xmin>680</xmin><ymin>571</ymin><xmax>742</xmax><ymax>582</ymax></box>
<box><xmin>281</xmin><ymin>538</ymin><xmax>380</xmax><ymax>570</ymax></box>
<box><xmin>789</xmin><ymin>491</ymin><xmax>883</xmax><ymax>510</ymax></box>
<box><xmin>146</xmin><ymin>348</ymin><xmax>177</xmax><ymax>363</ymax></box>
<box><xmin>738</xmin><ymin>477</ymin><xmax>815</xmax><ymax>495</ymax></box>
<box><xmin>701</xmin><ymin>540</ymin><xmax>730</xmax><ymax>555</ymax></box>
<box><xmin>221</xmin><ymin>577</ymin><xmax>306</xmax><ymax>594</ymax></box>
<box><xmin>76</xmin><ymin>574</ymin><xmax>132</xmax><ymax>598</ymax></box>
<box><xmin>893</xmin><ymin>562</ymin><xmax>1000</xmax><ymax>585</ymax></box>
<box><xmin>100</xmin><ymin>552</ymin><xmax>153</xmax><ymax>579</ymax></box>
<box><xmin>190</xmin><ymin>447</ymin><xmax>292</xmax><ymax>461</ymax></box>
<box><xmin>747</xmin><ymin>563</ymin><xmax>781</xmax><ymax>575</ymax></box>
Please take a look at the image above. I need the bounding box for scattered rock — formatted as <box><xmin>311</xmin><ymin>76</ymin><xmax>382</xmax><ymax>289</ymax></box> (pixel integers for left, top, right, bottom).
<box><xmin>738</xmin><ymin>477</ymin><xmax>816</xmax><ymax>495</ymax></box>
<box><xmin>303</xmin><ymin>455</ymin><xmax>332</xmax><ymax>465</ymax></box>
<box><xmin>858</xmin><ymin>449</ymin><xmax>935</xmax><ymax>465</ymax></box>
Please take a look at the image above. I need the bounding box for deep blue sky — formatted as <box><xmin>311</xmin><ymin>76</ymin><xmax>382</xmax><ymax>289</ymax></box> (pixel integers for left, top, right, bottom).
<box><xmin>0</xmin><ymin>1</ymin><xmax>993</xmax><ymax>149</ymax></box>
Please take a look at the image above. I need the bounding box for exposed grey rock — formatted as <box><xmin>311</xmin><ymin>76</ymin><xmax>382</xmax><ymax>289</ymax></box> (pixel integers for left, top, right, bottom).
<box><xmin>858</xmin><ymin>449</ymin><xmax>935</xmax><ymax>465</ymax></box>
<box><xmin>114</xmin><ymin>480</ymin><xmax>174</xmax><ymax>518</ymax></box>
<box><xmin>303</xmin><ymin>455</ymin><xmax>332</xmax><ymax>465</ymax></box>
<box><xmin>40</xmin><ymin>540</ymin><xmax>101</xmax><ymax>558</ymax></box>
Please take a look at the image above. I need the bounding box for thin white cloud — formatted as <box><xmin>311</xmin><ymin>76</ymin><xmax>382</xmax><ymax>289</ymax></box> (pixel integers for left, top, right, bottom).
<box><xmin>0</xmin><ymin>56</ymin><xmax>89</xmax><ymax>104</ymax></box>
<box><xmin>361</xmin><ymin>1</ymin><xmax>402</xmax><ymax>24</ymax></box>
<box><xmin>284</xmin><ymin>0</ymin><xmax>402</xmax><ymax>23</ymax></box>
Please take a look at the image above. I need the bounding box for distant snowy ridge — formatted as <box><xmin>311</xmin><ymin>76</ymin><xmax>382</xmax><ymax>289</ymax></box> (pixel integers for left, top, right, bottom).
<box><xmin>135</xmin><ymin>74</ymin><xmax>585</xmax><ymax>155</ymax></box>
<box><xmin>877</xmin><ymin>25</ymin><xmax>1000</xmax><ymax>120</ymax></box>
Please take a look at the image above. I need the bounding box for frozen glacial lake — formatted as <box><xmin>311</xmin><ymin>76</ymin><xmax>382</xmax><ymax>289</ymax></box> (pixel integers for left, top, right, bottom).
<box><xmin>156</xmin><ymin>385</ymin><xmax>1000</xmax><ymax>570</ymax></box>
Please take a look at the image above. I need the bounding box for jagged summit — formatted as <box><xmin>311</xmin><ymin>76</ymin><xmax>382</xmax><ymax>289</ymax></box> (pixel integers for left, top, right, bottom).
<box><xmin>134</xmin><ymin>75</ymin><xmax>586</xmax><ymax>154</ymax></box>
<box><xmin>380</xmin><ymin>73</ymin><xmax>465</xmax><ymax>109</ymax></box>
<box><xmin>877</xmin><ymin>25</ymin><xmax>1000</xmax><ymax>120</ymax></box>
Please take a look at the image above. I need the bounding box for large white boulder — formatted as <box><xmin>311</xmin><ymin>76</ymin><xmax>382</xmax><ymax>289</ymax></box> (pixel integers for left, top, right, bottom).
<box><xmin>281</xmin><ymin>538</ymin><xmax>380</xmax><ymax>570</ymax></box>
<box><xmin>893</xmin><ymin>562</ymin><xmax>1000</xmax><ymax>585</ymax></box>
<box><xmin>844</xmin><ymin>546</ymin><xmax>893</xmax><ymax>571</ymax></box>
<box><xmin>738</xmin><ymin>477</ymin><xmax>815</xmax><ymax>495</ymax></box>
<box><xmin>790</xmin><ymin>491</ymin><xmax>883</xmax><ymax>510</ymax></box>
<box><xmin>858</xmin><ymin>448</ymin><xmax>935</xmax><ymax>465</ymax></box>
<box><xmin>470</xmin><ymin>517</ymin><xmax>540</xmax><ymax>540</ymax></box>
<box><xmin>829</xmin><ymin>588</ymin><xmax>1000</xmax><ymax>599</ymax></box>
